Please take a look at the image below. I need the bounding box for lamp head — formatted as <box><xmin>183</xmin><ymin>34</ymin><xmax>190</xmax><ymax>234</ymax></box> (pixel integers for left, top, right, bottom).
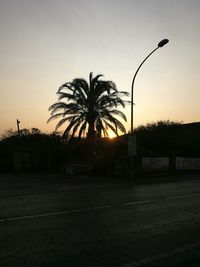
<box><xmin>158</xmin><ymin>39</ymin><xmax>169</xmax><ymax>47</ymax></box>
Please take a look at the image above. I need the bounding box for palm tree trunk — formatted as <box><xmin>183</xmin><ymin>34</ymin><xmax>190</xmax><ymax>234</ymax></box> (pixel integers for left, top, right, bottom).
<box><xmin>87</xmin><ymin>120</ymin><xmax>96</xmax><ymax>140</ymax></box>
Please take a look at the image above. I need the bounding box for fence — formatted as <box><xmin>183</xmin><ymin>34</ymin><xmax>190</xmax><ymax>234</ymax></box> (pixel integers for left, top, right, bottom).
<box><xmin>142</xmin><ymin>157</ymin><xmax>200</xmax><ymax>172</ymax></box>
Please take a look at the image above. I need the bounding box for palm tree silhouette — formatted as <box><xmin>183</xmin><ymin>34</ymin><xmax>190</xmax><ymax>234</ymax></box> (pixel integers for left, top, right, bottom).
<box><xmin>48</xmin><ymin>73</ymin><xmax>129</xmax><ymax>140</ymax></box>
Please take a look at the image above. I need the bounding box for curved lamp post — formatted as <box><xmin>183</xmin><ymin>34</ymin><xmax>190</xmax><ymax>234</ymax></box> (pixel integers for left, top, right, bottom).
<box><xmin>129</xmin><ymin>39</ymin><xmax>169</xmax><ymax>180</ymax></box>
<box><xmin>130</xmin><ymin>39</ymin><xmax>169</xmax><ymax>133</ymax></box>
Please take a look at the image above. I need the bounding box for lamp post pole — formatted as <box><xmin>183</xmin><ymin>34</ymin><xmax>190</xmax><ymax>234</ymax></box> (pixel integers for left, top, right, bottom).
<box><xmin>130</xmin><ymin>39</ymin><xmax>169</xmax><ymax>179</ymax></box>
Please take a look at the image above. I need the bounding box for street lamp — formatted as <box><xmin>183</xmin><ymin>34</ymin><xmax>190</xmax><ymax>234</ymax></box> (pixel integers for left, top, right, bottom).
<box><xmin>130</xmin><ymin>39</ymin><xmax>169</xmax><ymax>133</ymax></box>
<box><xmin>129</xmin><ymin>39</ymin><xmax>169</xmax><ymax>180</ymax></box>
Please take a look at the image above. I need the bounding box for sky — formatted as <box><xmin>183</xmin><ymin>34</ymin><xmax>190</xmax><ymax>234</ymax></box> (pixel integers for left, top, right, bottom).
<box><xmin>1</xmin><ymin>0</ymin><xmax>200</xmax><ymax>137</ymax></box>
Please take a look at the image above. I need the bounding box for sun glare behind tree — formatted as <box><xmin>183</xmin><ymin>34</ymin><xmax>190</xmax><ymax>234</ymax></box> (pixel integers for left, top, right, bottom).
<box><xmin>108</xmin><ymin>130</ymin><xmax>116</xmax><ymax>139</ymax></box>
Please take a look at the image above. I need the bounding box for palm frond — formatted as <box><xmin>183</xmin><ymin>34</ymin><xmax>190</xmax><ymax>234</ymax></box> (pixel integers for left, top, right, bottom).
<box><xmin>72</xmin><ymin>78</ymin><xmax>89</xmax><ymax>96</ymax></box>
<box><xmin>108</xmin><ymin>110</ymin><xmax>127</xmax><ymax>122</ymax></box>
<box><xmin>95</xmin><ymin>119</ymin><xmax>108</xmax><ymax>137</ymax></box>
<box><xmin>90</xmin><ymin>73</ymin><xmax>103</xmax><ymax>91</ymax></box>
<box><xmin>47</xmin><ymin>113</ymin><xmax>64</xmax><ymax>123</ymax></box>
<box><xmin>103</xmin><ymin>119</ymin><xmax>118</xmax><ymax>136</ymax></box>
<box><xmin>57</xmin><ymin>92</ymin><xmax>76</xmax><ymax>101</ymax></box>
<box><xmin>118</xmin><ymin>91</ymin><xmax>130</xmax><ymax>97</ymax></box>
<box><xmin>62</xmin><ymin>117</ymin><xmax>83</xmax><ymax>139</ymax></box>
<box><xmin>55</xmin><ymin>117</ymin><xmax>72</xmax><ymax>131</ymax></box>
<box><xmin>58</xmin><ymin>82</ymin><xmax>74</xmax><ymax>92</ymax></box>
<box><xmin>78</xmin><ymin>121</ymin><xmax>87</xmax><ymax>138</ymax></box>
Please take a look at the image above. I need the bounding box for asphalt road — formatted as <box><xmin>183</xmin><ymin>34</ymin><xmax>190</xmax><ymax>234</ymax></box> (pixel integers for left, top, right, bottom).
<box><xmin>1</xmin><ymin>173</ymin><xmax>200</xmax><ymax>266</ymax></box>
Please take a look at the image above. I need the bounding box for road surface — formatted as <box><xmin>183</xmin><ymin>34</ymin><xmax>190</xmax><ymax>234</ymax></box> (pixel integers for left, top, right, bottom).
<box><xmin>1</xmin><ymin>173</ymin><xmax>200</xmax><ymax>266</ymax></box>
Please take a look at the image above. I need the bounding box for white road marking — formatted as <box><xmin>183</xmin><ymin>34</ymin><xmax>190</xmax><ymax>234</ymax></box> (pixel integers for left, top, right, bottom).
<box><xmin>124</xmin><ymin>200</ymin><xmax>153</xmax><ymax>206</ymax></box>
<box><xmin>1</xmin><ymin>192</ymin><xmax>200</xmax><ymax>223</ymax></box>
<box><xmin>167</xmin><ymin>192</ymin><xmax>200</xmax><ymax>200</ymax></box>
<box><xmin>69</xmin><ymin>205</ymin><xmax>112</xmax><ymax>213</ymax></box>
<box><xmin>0</xmin><ymin>205</ymin><xmax>112</xmax><ymax>223</ymax></box>
<box><xmin>123</xmin><ymin>240</ymin><xmax>200</xmax><ymax>266</ymax></box>
<box><xmin>124</xmin><ymin>192</ymin><xmax>200</xmax><ymax>206</ymax></box>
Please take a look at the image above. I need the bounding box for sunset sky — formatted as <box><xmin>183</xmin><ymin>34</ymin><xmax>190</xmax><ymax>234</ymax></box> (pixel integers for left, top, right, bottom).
<box><xmin>1</xmin><ymin>0</ymin><xmax>200</xmax><ymax>136</ymax></box>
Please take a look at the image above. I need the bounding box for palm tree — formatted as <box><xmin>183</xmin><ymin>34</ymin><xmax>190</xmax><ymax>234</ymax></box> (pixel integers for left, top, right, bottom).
<box><xmin>48</xmin><ymin>73</ymin><xmax>129</xmax><ymax>140</ymax></box>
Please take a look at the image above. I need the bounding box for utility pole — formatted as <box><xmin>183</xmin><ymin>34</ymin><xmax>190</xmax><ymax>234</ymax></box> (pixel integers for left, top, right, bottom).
<box><xmin>17</xmin><ymin>119</ymin><xmax>21</xmax><ymax>136</ymax></box>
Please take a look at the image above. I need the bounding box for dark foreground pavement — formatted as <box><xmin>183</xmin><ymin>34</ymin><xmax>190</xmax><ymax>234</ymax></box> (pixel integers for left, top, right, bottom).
<box><xmin>1</xmin><ymin>173</ymin><xmax>200</xmax><ymax>266</ymax></box>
